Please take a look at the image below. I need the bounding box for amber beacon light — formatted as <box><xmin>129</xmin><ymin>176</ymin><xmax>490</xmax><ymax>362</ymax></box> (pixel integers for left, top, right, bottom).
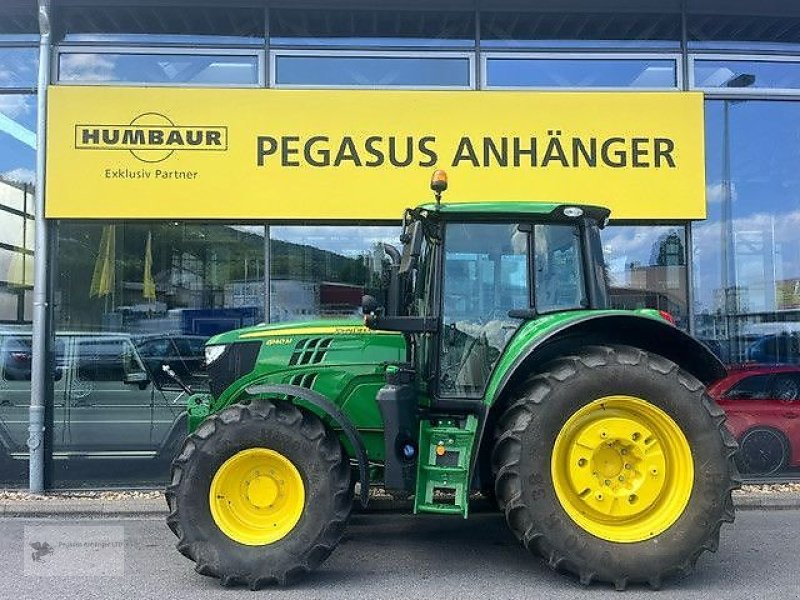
<box><xmin>430</xmin><ymin>169</ymin><xmax>448</xmax><ymax>207</ymax></box>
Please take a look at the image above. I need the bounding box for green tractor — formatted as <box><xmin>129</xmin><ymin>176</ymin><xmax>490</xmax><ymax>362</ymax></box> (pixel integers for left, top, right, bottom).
<box><xmin>166</xmin><ymin>172</ymin><xmax>737</xmax><ymax>590</ymax></box>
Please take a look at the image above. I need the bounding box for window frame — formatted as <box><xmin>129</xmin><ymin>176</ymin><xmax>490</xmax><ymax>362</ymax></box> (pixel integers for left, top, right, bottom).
<box><xmin>270</xmin><ymin>48</ymin><xmax>476</xmax><ymax>90</ymax></box>
<box><xmin>480</xmin><ymin>51</ymin><xmax>683</xmax><ymax>91</ymax></box>
<box><xmin>0</xmin><ymin>42</ymin><xmax>38</xmax><ymax>93</ymax></box>
<box><xmin>54</xmin><ymin>45</ymin><xmax>266</xmax><ymax>88</ymax></box>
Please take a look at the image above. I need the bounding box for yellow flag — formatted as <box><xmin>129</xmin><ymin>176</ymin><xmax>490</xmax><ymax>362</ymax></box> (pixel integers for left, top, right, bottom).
<box><xmin>90</xmin><ymin>225</ymin><xmax>115</xmax><ymax>298</ymax></box>
<box><xmin>143</xmin><ymin>231</ymin><xmax>156</xmax><ymax>300</ymax></box>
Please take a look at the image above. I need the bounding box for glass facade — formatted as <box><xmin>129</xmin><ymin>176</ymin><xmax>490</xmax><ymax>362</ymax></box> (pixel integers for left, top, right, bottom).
<box><xmin>270</xmin><ymin>226</ymin><xmax>397</xmax><ymax>322</ymax></box>
<box><xmin>0</xmin><ymin>54</ymin><xmax>36</xmax><ymax>323</ymax></box>
<box><xmin>603</xmin><ymin>225</ymin><xmax>689</xmax><ymax>330</ymax></box>
<box><xmin>3</xmin><ymin>2</ymin><xmax>800</xmax><ymax>487</ymax></box>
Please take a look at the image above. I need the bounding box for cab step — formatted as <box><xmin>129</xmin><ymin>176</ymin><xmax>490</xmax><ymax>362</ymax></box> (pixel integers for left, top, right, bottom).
<box><xmin>414</xmin><ymin>415</ymin><xmax>478</xmax><ymax>518</ymax></box>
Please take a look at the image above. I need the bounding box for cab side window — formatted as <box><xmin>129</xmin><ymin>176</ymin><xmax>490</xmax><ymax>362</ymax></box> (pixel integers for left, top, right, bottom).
<box><xmin>534</xmin><ymin>224</ymin><xmax>587</xmax><ymax>313</ymax></box>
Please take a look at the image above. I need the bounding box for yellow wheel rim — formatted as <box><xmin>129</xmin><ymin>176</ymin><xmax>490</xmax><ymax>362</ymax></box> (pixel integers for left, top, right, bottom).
<box><xmin>209</xmin><ymin>448</ymin><xmax>305</xmax><ymax>546</ymax></box>
<box><xmin>551</xmin><ymin>396</ymin><xmax>693</xmax><ymax>543</ymax></box>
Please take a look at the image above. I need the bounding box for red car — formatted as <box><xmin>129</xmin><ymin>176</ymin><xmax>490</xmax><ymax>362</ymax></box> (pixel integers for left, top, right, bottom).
<box><xmin>709</xmin><ymin>364</ymin><xmax>800</xmax><ymax>476</ymax></box>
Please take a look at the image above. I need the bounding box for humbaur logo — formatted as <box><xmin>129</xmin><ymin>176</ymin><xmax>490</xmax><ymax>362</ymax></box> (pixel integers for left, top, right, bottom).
<box><xmin>74</xmin><ymin>112</ymin><xmax>227</xmax><ymax>163</ymax></box>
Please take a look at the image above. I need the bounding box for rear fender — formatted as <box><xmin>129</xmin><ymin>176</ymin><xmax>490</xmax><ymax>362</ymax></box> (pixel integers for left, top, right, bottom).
<box><xmin>472</xmin><ymin>312</ymin><xmax>727</xmax><ymax>489</ymax></box>
<box><xmin>485</xmin><ymin>311</ymin><xmax>726</xmax><ymax>408</ymax></box>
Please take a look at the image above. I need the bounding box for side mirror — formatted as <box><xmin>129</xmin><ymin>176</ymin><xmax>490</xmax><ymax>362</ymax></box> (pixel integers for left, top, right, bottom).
<box><xmin>361</xmin><ymin>294</ymin><xmax>380</xmax><ymax>315</ymax></box>
<box><xmin>399</xmin><ymin>221</ymin><xmax>423</xmax><ymax>274</ymax></box>
<box><xmin>124</xmin><ymin>371</ymin><xmax>150</xmax><ymax>390</ymax></box>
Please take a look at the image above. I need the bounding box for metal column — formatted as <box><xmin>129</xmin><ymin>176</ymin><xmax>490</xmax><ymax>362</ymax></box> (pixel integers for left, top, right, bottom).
<box><xmin>264</xmin><ymin>225</ymin><xmax>271</xmax><ymax>323</ymax></box>
<box><xmin>28</xmin><ymin>0</ymin><xmax>52</xmax><ymax>493</ymax></box>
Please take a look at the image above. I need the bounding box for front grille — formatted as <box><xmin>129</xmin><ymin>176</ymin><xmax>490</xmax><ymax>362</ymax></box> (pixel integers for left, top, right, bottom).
<box><xmin>288</xmin><ymin>338</ymin><xmax>332</xmax><ymax>366</ymax></box>
<box><xmin>208</xmin><ymin>341</ymin><xmax>261</xmax><ymax>398</ymax></box>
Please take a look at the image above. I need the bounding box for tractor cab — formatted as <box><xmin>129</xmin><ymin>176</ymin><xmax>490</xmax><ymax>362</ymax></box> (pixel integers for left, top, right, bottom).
<box><xmin>365</xmin><ymin>193</ymin><xmax>611</xmax><ymax>406</ymax></box>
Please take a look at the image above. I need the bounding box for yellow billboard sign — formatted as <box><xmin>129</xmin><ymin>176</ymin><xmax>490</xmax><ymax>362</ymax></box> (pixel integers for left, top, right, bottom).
<box><xmin>46</xmin><ymin>86</ymin><xmax>706</xmax><ymax>220</ymax></box>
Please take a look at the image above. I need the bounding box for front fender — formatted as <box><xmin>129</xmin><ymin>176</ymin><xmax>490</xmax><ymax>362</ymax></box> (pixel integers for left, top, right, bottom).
<box><xmin>485</xmin><ymin>310</ymin><xmax>726</xmax><ymax>407</ymax></box>
<box><xmin>244</xmin><ymin>383</ymin><xmax>371</xmax><ymax>508</ymax></box>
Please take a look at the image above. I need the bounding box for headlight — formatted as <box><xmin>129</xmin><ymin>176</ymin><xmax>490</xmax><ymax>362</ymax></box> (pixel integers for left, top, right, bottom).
<box><xmin>204</xmin><ymin>344</ymin><xmax>228</xmax><ymax>366</ymax></box>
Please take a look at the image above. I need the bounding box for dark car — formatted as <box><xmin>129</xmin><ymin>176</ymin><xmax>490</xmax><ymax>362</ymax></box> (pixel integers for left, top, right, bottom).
<box><xmin>709</xmin><ymin>364</ymin><xmax>800</xmax><ymax>476</ymax></box>
<box><xmin>134</xmin><ymin>334</ymin><xmax>208</xmax><ymax>389</ymax></box>
<box><xmin>0</xmin><ymin>336</ymin><xmax>32</xmax><ymax>380</ymax></box>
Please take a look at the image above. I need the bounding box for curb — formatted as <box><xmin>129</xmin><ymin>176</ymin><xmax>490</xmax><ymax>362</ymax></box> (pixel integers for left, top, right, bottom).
<box><xmin>3</xmin><ymin>492</ymin><xmax>800</xmax><ymax>518</ymax></box>
<box><xmin>732</xmin><ymin>492</ymin><xmax>800</xmax><ymax>511</ymax></box>
<box><xmin>1</xmin><ymin>499</ymin><xmax>167</xmax><ymax>518</ymax></box>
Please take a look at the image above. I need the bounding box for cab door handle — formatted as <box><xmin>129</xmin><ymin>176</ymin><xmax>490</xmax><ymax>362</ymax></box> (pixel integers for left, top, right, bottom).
<box><xmin>784</xmin><ymin>413</ymin><xmax>798</xmax><ymax>419</ymax></box>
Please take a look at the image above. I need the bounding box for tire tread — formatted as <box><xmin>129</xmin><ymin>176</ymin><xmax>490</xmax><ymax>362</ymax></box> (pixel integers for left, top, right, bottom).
<box><xmin>490</xmin><ymin>344</ymin><xmax>739</xmax><ymax>589</ymax></box>
<box><xmin>164</xmin><ymin>399</ymin><xmax>352</xmax><ymax>589</ymax></box>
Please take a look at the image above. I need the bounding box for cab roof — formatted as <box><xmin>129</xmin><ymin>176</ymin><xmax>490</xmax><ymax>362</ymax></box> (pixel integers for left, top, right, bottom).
<box><xmin>415</xmin><ymin>202</ymin><xmax>611</xmax><ymax>222</ymax></box>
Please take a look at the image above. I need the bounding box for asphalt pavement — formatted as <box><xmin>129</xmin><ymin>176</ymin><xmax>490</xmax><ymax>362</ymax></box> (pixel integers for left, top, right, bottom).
<box><xmin>2</xmin><ymin>509</ymin><xmax>798</xmax><ymax>600</ymax></box>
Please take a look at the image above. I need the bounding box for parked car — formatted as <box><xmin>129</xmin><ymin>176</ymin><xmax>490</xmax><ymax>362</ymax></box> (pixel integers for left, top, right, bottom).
<box><xmin>746</xmin><ymin>333</ymin><xmax>800</xmax><ymax>365</ymax></box>
<box><xmin>709</xmin><ymin>364</ymin><xmax>800</xmax><ymax>476</ymax></box>
<box><xmin>0</xmin><ymin>337</ymin><xmax>32</xmax><ymax>381</ymax></box>
<box><xmin>0</xmin><ymin>331</ymin><xmax>190</xmax><ymax>482</ymax></box>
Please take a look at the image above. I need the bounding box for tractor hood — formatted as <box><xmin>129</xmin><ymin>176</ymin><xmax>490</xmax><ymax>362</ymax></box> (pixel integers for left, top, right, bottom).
<box><xmin>206</xmin><ymin>319</ymin><xmax>392</xmax><ymax>346</ymax></box>
<box><xmin>203</xmin><ymin>319</ymin><xmax>406</xmax><ymax>404</ymax></box>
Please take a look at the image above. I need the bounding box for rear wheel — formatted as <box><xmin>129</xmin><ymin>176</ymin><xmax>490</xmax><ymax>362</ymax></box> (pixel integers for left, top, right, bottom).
<box><xmin>165</xmin><ymin>399</ymin><xmax>352</xmax><ymax>588</ymax></box>
<box><xmin>737</xmin><ymin>427</ymin><xmax>789</xmax><ymax>476</ymax></box>
<box><xmin>492</xmin><ymin>345</ymin><xmax>738</xmax><ymax>589</ymax></box>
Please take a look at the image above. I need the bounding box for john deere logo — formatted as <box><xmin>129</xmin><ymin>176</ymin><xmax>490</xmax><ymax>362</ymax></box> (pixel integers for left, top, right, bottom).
<box><xmin>74</xmin><ymin>112</ymin><xmax>227</xmax><ymax>163</ymax></box>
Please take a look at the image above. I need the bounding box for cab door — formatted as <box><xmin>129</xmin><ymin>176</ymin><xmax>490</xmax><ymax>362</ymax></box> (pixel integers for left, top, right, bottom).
<box><xmin>437</xmin><ymin>222</ymin><xmax>530</xmax><ymax>399</ymax></box>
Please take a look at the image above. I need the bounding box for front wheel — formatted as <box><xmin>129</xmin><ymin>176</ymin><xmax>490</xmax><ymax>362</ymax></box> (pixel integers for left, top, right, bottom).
<box><xmin>165</xmin><ymin>399</ymin><xmax>352</xmax><ymax>589</ymax></box>
<box><xmin>492</xmin><ymin>345</ymin><xmax>738</xmax><ymax>589</ymax></box>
